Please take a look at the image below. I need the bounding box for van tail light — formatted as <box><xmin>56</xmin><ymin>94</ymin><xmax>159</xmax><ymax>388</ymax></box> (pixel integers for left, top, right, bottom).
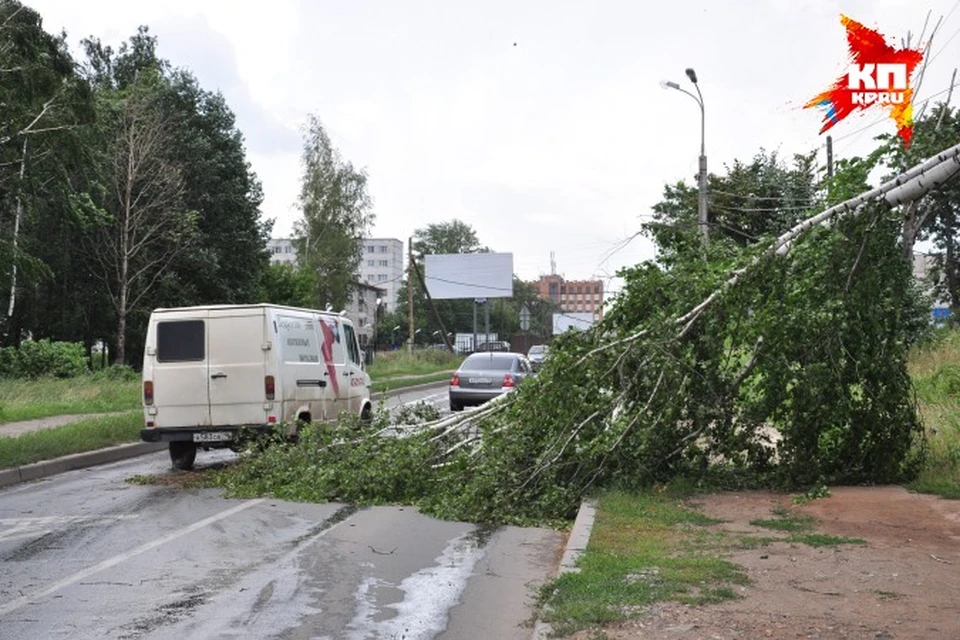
<box><xmin>143</xmin><ymin>381</ymin><xmax>154</xmax><ymax>405</ymax></box>
<box><xmin>265</xmin><ymin>375</ymin><xmax>275</xmax><ymax>400</ymax></box>
<box><xmin>450</xmin><ymin>373</ymin><xmax>460</xmax><ymax>387</ymax></box>
<box><xmin>503</xmin><ymin>373</ymin><xmax>514</xmax><ymax>388</ymax></box>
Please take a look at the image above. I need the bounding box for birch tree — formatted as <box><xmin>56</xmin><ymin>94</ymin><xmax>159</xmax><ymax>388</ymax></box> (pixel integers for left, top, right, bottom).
<box><xmin>85</xmin><ymin>82</ymin><xmax>197</xmax><ymax>364</ymax></box>
<box><xmin>293</xmin><ymin>115</ymin><xmax>374</xmax><ymax>312</ymax></box>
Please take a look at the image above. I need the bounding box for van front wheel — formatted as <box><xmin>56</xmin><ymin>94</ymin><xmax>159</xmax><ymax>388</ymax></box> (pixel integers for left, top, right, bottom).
<box><xmin>170</xmin><ymin>442</ymin><xmax>197</xmax><ymax>471</ymax></box>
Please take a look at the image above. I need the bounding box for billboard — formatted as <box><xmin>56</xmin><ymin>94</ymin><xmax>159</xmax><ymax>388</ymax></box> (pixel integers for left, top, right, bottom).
<box><xmin>553</xmin><ymin>312</ymin><xmax>594</xmax><ymax>335</ymax></box>
<box><xmin>423</xmin><ymin>253</ymin><xmax>514</xmax><ymax>300</ymax></box>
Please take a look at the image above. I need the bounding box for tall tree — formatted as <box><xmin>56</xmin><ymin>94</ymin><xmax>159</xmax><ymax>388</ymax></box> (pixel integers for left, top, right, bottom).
<box><xmin>292</xmin><ymin>114</ymin><xmax>374</xmax><ymax>311</ymax></box>
<box><xmin>0</xmin><ymin>0</ymin><xmax>93</xmax><ymax>344</ymax></box>
<box><xmin>412</xmin><ymin>219</ymin><xmax>486</xmax><ymax>256</ymax></box>
<box><xmin>645</xmin><ymin>150</ymin><xmax>821</xmax><ymax>265</ymax></box>
<box><xmin>159</xmin><ymin>70</ymin><xmax>271</xmax><ymax>305</ymax></box>
<box><xmin>81</xmin><ymin>76</ymin><xmax>197</xmax><ymax>364</ymax></box>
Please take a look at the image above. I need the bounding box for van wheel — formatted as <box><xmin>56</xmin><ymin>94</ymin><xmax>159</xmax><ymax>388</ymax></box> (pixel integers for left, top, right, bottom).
<box><xmin>450</xmin><ymin>401</ymin><xmax>463</xmax><ymax>412</ymax></box>
<box><xmin>169</xmin><ymin>442</ymin><xmax>197</xmax><ymax>471</ymax></box>
<box><xmin>360</xmin><ymin>404</ymin><xmax>373</xmax><ymax>423</ymax></box>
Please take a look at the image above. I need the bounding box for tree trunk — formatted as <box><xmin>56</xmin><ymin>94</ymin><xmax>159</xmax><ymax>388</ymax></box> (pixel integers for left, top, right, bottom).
<box><xmin>947</xmin><ymin>225</ymin><xmax>959</xmax><ymax>310</ymax></box>
<box><xmin>116</xmin><ymin>140</ymin><xmax>133</xmax><ymax>366</ymax></box>
<box><xmin>6</xmin><ymin>138</ymin><xmax>27</xmax><ymax>336</ymax></box>
<box><xmin>117</xmin><ymin>306</ymin><xmax>126</xmax><ymax>365</ymax></box>
<box><xmin>902</xmin><ymin>200</ymin><xmax>920</xmax><ymax>260</ymax></box>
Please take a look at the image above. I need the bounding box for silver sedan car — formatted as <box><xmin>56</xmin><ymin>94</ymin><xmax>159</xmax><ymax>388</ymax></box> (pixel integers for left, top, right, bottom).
<box><xmin>449</xmin><ymin>352</ymin><xmax>533</xmax><ymax>411</ymax></box>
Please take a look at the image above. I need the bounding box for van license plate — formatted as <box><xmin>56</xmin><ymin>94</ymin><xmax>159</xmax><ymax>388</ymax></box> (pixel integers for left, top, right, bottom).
<box><xmin>193</xmin><ymin>432</ymin><xmax>232</xmax><ymax>443</ymax></box>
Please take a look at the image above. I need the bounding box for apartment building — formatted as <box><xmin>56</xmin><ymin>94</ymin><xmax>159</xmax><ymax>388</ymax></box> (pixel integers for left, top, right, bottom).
<box><xmin>360</xmin><ymin>238</ymin><xmax>405</xmax><ymax>312</ymax></box>
<box><xmin>346</xmin><ymin>282</ymin><xmax>387</xmax><ymax>348</ymax></box>
<box><xmin>913</xmin><ymin>251</ymin><xmax>952</xmax><ymax>321</ymax></box>
<box><xmin>533</xmin><ymin>274</ymin><xmax>604</xmax><ymax>322</ymax></box>
<box><xmin>267</xmin><ymin>237</ymin><xmax>405</xmax><ymax>313</ymax></box>
<box><xmin>267</xmin><ymin>237</ymin><xmax>297</xmax><ymax>264</ymax></box>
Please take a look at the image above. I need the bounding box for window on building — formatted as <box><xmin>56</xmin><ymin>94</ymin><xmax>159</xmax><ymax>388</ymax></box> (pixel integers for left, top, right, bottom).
<box><xmin>595</xmin><ymin>285</ymin><xmax>601</xmax><ymax>294</ymax></box>
<box><xmin>284</xmin><ymin>245</ymin><xmax>292</xmax><ymax>253</ymax></box>
<box><xmin>560</xmin><ymin>285</ymin><xmax>566</xmax><ymax>294</ymax></box>
<box><xmin>367</xmin><ymin>246</ymin><xmax>375</xmax><ymax>253</ymax></box>
<box><xmin>379</xmin><ymin>260</ymin><xmax>388</xmax><ymax>267</ymax></box>
<box><xmin>377</xmin><ymin>274</ymin><xmax>388</xmax><ymax>282</ymax></box>
<box><xmin>379</xmin><ymin>245</ymin><xmax>388</xmax><ymax>253</ymax></box>
<box><xmin>367</xmin><ymin>260</ymin><xmax>375</xmax><ymax>266</ymax></box>
<box><xmin>272</xmin><ymin>246</ymin><xmax>281</xmax><ymax>254</ymax></box>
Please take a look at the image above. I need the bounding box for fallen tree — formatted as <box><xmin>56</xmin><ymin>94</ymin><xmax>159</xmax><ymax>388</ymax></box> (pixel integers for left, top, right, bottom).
<box><xmin>212</xmin><ymin>142</ymin><xmax>960</xmax><ymax>525</ymax></box>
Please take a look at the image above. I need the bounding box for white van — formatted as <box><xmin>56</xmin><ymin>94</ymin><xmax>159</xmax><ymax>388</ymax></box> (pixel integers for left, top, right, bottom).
<box><xmin>140</xmin><ymin>303</ymin><xmax>372</xmax><ymax>470</ymax></box>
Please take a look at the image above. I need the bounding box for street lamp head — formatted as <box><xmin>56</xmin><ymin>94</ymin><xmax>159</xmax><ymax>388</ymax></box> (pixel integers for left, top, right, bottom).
<box><xmin>685</xmin><ymin>68</ymin><xmax>698</xmax><ymax>84</ymax></box>
<box><xmin>660</xmin><ymin>80</ymin><xmax>681</xmax><ymax>90</ymax></box>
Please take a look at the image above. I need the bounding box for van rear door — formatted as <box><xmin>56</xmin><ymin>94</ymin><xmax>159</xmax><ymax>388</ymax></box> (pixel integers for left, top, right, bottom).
<box><xmin>151</xmin><ymin>312</ymin><xmax>211</xmax><ymax>428</ymax></box>
<box><xmin>208</xmin><ymin>308</ymin><xmax>268</xmax><ymax>426</ymax></box>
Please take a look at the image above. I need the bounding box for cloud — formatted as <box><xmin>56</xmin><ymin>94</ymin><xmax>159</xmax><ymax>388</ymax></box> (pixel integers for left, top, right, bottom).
<box><xmin>149</xmin><ymin>13</ymin><xmax>302</xmax><ymax>156</ymax></box>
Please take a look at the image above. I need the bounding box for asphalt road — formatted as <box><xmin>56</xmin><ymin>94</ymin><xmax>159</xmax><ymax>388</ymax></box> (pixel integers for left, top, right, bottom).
<box><xmin>0</xmin><ymin>383</ymin><xmax>564</xmax><ymax>639</ymax></box>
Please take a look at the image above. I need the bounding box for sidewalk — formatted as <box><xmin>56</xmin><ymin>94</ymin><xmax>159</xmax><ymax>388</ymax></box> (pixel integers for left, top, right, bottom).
<box><xmin>0</xmin><ymin>411</ymin><xmax>131</xmax><ymax>438</ymax></box>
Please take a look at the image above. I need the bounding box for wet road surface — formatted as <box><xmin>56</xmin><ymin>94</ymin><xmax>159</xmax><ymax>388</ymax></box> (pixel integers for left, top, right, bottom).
<box><xmin>0</xmin><ymin>384</ymin><xmax>563</xmax><ymax>639</ymax></box>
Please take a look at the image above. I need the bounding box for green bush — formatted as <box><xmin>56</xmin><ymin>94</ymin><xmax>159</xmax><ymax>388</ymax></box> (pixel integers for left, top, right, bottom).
<box><xmin>0</xmin><ymin>339</ymin><xmax>89</xmax><ymax>378</ymax></box>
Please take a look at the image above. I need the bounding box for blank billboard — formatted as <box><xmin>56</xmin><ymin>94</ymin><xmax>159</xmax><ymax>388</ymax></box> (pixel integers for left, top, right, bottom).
<box><xmin>553</xmin><ymin>312</ymin><xmax>594</xmax><ymax>334</ymax></box>
<box><xmin>424</xmin><ymin>253</ymin><xmax>514</xmax><ymax>300</ymax></box>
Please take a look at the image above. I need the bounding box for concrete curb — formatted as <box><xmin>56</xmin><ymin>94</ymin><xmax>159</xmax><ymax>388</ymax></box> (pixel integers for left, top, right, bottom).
<box><xmin>0</xmin><ymin>442</ymin><xmax>165</xmax><ymax>490</ymax></box>
<box><xmin>531</xmin><ymin>498</ymin><xmax>598</xmax><ymax>639</ymax></box>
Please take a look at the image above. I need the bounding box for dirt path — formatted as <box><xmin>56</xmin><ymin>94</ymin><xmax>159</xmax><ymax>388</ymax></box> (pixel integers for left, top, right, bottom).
<box><xmin>598</xmin><ymin>486</ymin><xmax>960</xmax><ymax>640</ymax></box>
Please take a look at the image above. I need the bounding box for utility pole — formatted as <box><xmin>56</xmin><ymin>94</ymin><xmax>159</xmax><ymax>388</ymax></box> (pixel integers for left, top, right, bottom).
<box><xmin>407</xmin><ymin>237</ymin><xmax>414</xmax><ymax>354</ymax></box>
<box><xmin>413</xmin><ymin>261</ymin><xmax>454</xmax><ymax>352</ymax></box>
<box><xmin>688</xmin><ymin>68</ymin><xmax>708</xmax><ymax>247</ymax></box>
<box><xmin>826</xmin><ymin>135</ymin><xmax>834</xmax><ymax>178</ymax></box>
<box><xmin>661</xmin><ymin>69</ymin><xmax>707</xmax><ymax>247</ymax></box>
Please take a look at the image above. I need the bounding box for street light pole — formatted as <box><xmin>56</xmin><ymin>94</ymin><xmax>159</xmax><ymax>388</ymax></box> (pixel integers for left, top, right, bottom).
<box><xmin>661</xmin><ymin>68</ymin><xmax>708</xmax><ymax>246</ymax></box>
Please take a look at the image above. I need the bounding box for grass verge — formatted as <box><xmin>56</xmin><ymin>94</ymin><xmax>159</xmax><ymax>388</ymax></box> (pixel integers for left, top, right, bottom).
<box><xmin>367</xmin><ymin>349</ymin><xmax>462</xmax><ymax>379</ymax></box>
<box><xmin>907</xmin><ymin>329</ymin><xmax>960</xmax><ymax>499</ymax></box>
<box><xmin>0</xmin><ymin>374</ymin><xmax>140</xmax><ymax>424</ymax></box>
<box><xmin>537</xmin><ymin>489</ymin><xmax>749</xmax><ymax>637</ymax></box>
<box><xmin>371</xmin><ymin>371</ymin><xmax>453</xmax><ymax>394</ymax></box>
<box><xmin>0</xmin><ymin>411</ymin><xmax>142</xmax><ymax>469</ymax></box>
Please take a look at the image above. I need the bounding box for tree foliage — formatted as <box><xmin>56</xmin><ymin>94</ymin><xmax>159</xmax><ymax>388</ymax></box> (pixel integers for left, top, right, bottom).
<box><xmin>879</xmin><ymin>102</ymin><xmax>960</xmax><ymax>306</ymax></box>
<box><xmin>646</xmin><ymin>150</ymin><xmax>820</xmax><ymax>265</ymax></box>
<box><xmin>292</xmin><ymin>115</ymin><xmax>374</xmax><ymax>312</ymax></box>
<box><xmin>218</xmin><ymin>142</ymin><xmax>945</xmax><ymax>525</ymax></box>
<box><xmin>0</xmin><ymin>13</ymin><xmax>271</xmax><ymax>364</ymax></box>
<box><xmin>412</xmin><ymin>219</ymin><xmax>486</xmax><ymax>256</ymax></box>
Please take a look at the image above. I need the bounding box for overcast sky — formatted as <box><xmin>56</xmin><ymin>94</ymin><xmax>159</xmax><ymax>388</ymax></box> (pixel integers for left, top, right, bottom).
<box><xmin>27</xmin><ymin>0</ymin><xmax>960</xmax><ymax>290</ymax></box>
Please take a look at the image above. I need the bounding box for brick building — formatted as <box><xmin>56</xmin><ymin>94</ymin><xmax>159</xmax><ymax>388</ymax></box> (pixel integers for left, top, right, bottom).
<box><xmin>533</xmin><ymin>274</ymin><xmax>604</xmax><ymax>322</ymax></box>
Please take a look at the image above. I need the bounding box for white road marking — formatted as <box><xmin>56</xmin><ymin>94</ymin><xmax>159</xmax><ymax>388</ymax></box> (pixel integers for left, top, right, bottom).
<box><xmin>0</xmin><ymin>515</ymin><xmax>140</xmax><ymax>543</ymax></box>
<box><xmin>0</xmin><ymin>499</ymin><xmax>264</xmax><ymax>618</ymax></box>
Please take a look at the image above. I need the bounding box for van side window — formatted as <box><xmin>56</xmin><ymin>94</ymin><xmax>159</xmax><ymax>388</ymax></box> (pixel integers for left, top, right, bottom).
<box><xmin>157</xmin><ymin>320</ymin><xmax>204</xmax><ymax>362</ymax></box>
<box><xmin>344</xmin><ymin>324</ymin><xmax>361</xmax><ymax>366</ymax></box>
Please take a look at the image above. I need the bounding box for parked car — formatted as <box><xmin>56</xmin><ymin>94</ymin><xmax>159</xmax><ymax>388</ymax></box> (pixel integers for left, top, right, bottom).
<box><xmin>474</xmin><ymin>340</ymin><xmax>511</xmax><ymax>352</ymax></box>
<box><xmin>449</xmin><ymin>351</ymin><xmax>533</xmax><ymax>411</ymax></box>
<box><xmin>527</xmin><ymin>344</ymin><xmax>550</xmax><ymax>370</ymax></box>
